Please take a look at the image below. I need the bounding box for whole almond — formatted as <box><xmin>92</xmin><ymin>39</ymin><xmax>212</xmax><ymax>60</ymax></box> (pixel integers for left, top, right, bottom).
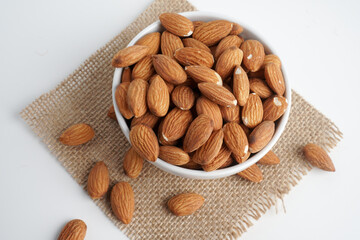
<box><xmin>237</xmin><ymin>164</ymin><xmax>263</xmax><ymax>182</ymax></box>
<box><xmin>159</xmin><ymin>146</ymin><xmax>190</xmax><ymax>165</ymax></box>
<box><xmin>258</xmin><ymin>150</ymin><xmax>280</xmax><ymax>165</ymax></box>
<box><xmin>233</xmin><ymin>65</ymin><xmax>250</xmax><ymax>106</ymax></box>
<box><xmin>220</xmin><ymin>104</ymin><xmax>240</xmax><ymax>123</ymax></box>
<box><xmin>152</xmin><ymin>54</ymin><xmax>187</xmax><ymax>84</ymax></box>
<box><xmin>110</xmin><ymin>182</ymin><xmax>135</xmax><ymax>224</ymax></box>
<box><xmin>112</xmin><ymin>45</ymin><xmax>150</xmax><ymax>68</ymax></box>
<box><xmin>196</xmin><ymin>96</ymin><xmax>223</xmax><ymax>130</ymax></box>
<box><xmin>194</xmin><ymin>130</ymin><xmax>224</xmax><ymax>165</ymax></box>
<box><xmin>127</xmin><ymin>79</ymin><xmax>148</xmax><ymax>118</ymax></box>
<box><xmin>174</xmin><ymin>47</ymin><xmax>214</xmax><ymax>68</ymax></box>
<box><xmin>171</xmin><ymin>85</ymin><xmax>195</xmax><ymax>110</ymax></box>
<box><xmin>193</xmin><ymin>20</ymin><xmax>233</xmax><ymax>46</ymax></box>
<box><xmin>58</xmin><ymin>219</ymin><xmax>87</xmax><ymax>240</ymax></box>
<box><xmin>264</xmin><ymin>63</ymin><xmax>285</xmax><ymax>95</ymax></box>
<box><xmin>193</xmin><ymin>21</ymin><xmax>205</xmax><ymax>29</ymax></box>
<box><xmin>182</xmin><ymin>38</ymin><xmax>211</xmax><ymax>53</ymax></box>
<box><xmin>261</xmin><ymin>54</ymin><xmax>281</xmax><ymax>69</ymax></box>
<box><xmin>183</xmin><ymin>114</ymin><xmax>214</xmax><ymax>153</ymax></box>
<box><xmin>215</xmin><ymin>46</ymin><xmax>243</xmax><ymax>80</ymax></box>
<box><xmin>129</xmin><ymin>124</ymin><xmax>159</xmax><ymax>162</ymax></box>
<box><xmin>115</xmin><ymin>82</ymin><xmax>133</xmax><ymax>119</ymax></box>
<box><xmin>159</xmin><ymin>13</ymin><xmax>194</xmax><ymax>37</ymax></box>
<box><xmin>240</xmin><ymin>40</ymin><xmax>265</xmax><ymax>72</ymax></box>
<box><xmin>249</xmin><ymin>78</ymin><xmax>273</xmax><ymax>99</ymax></box>
<box><xmin>167</xmin><ymin>193</ymin><xmax>205</xmax><ymax>216</ymax></box>
<box><xmin>147</xmin><ymin>75</ymin><xmax>170</xmax><ymax>117</ymax></box>
<box><xmin>158</xmin><ymin>120</ymin><xmax>178</xmax><ymax>146</ymax></box>
<box><xmin>121</xmin><ymin>67</ymin><xmax>131</xmax><ymax>83</ymax></box>
<box><xmin>107</xmin><ymin>105</ymin><xmax>116</xmax><ymax>120</ymax></box>
<box><xmin>241</xmin><ymin>93</ymin><xmax>263</xmax><ymax>128</ymax></box>
<box><xmin>87</xmin><ymin>161</ymin><xmax>109</xmax><ymax>199</ymax></box>
<box><xmin>123</xmin><ymin>147</ymin><xmax>143</xmax><ymax>178</ymax></box>
<box><xmin>223</xmin><ymin>122</ymin><xmax>249</xmax><ymax>157</ymax></box>
<box><xmin>248</xmin><ymin>121</ymin><xmax>275</xmax><ymax>153</ymax></box>
<box><xmin>214</xmin><ymin>35</ymin><xmax>243</xmax><ymax>60</ymax></box>
<box><xmin>135</xmin><ymin>32</ymin><xmax>161</xmax><ymax>55</ymax></box>
<box><xmin>202</xmin><ymin>145</ymin><xmax>232</xmax><ymax>172</ymax></box>
<box><xmin>131</xmin><ymin>55</ymin><xmax>155</xmax><ymax>81</ymax></box>
<box><xmin>198</xmin><ymin>82</ymin><xmax>237</xmax><ymax>107</ymax></box>
<box><xmin>131</xmin><ymin>112</ymin><xmax>159</xmax><ymax>129</ymax></box>
<box><xmin>263</xmin><ymin>95</ymin><xmax>288</xmax><ymax>121</ymax></box>
<box><xmin>303</xmin><ymin>144</ymin><xmax>335</xmax><ymax>171</ymax></box>
<box><xmin>229</xmin><ymin>23</ymin><xmax>243</xmax><ymax>35</ymax></box>
<box><xmin>185</xmin><ymin>65</ymin><xmax>222</xmax><ymax>85</ymax></box>
<box><xmin>59</xmin><ymin>123</ymin><xmax>95</xmax><ymax>146</ymax></box>
<box><xmin>161</xmin><ymin>108</ymin><xmax>193</xmax><ymax>141</ymax></box>
<box><xmin>161</xmin><ymin>31</ymin><xmax>184</xmax><ymax>59</ymax></box>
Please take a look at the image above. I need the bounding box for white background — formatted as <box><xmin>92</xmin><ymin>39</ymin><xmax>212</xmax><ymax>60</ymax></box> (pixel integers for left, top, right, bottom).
<box><xmin>1</xmin><ymin>0</ymin><xmax>359</xmax><ymax>239</ymax></box>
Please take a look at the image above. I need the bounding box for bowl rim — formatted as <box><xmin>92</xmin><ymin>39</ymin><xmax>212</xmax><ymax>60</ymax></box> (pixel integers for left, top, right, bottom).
<box><xmin>112</xmin><ymin>11</ymin><xmax>291</xmax><ymax>179</ymax></box>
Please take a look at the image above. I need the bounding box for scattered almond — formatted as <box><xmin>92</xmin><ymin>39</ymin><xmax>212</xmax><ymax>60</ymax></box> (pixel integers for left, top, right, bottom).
<box><xmin>59</xmin><ymin>123</ymin><xmax>95</xmax><ymax>146</ymax></box>
<box><xmin>58</xmin><ymin>219</ymin><xmax>87</xmax><ymax>240</ymax></box>
<box><xmin>107</xmin><ymin>105</ymin><xmax>116</xmax><ymax>120</ymax></box>
<box><xmin>303</xmin><ymin>144</ymin><xmax>335</xmax><ymax>171</ymax></box>
<box><xmin>258</xmin><ymin>150</ymin><xmax>280</xmax><ymax>165</ymax></box>
<box><xmin>87</xmin><ymin>161</ymin><xmax>109</xmax><ymax>199</ymax></box>
<box><xmin>110</xmin><ymin>182</ymin><xmax>135</xmax><ymax>224</ymax></box>
<box><xmin>123</xmin><ymin>147</ymin><xmax>144</xmax><ymax>178</ymax></box>
<box><xmin>167</xmin><ymin>193</ymin><xmax>205</xmax><ymax>216</ymax></box>
<box><xmin>237</xmin><ymin>164</ymin><xmax>263</xmax><ymax>182</ymax></box>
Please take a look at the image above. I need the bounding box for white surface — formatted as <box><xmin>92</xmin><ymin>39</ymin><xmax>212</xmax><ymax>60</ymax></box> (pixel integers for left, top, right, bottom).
<box><xmin>0</xmin><ymin>0</ymin><xmax>359</xmax><ymax>239</ymax></box>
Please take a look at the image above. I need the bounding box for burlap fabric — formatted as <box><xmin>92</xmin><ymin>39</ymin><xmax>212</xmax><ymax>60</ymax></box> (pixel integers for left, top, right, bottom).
<box><xmin>20</xmin><ymin>0</ymin><xmax>342</xmax><ymax>239</ymax></box>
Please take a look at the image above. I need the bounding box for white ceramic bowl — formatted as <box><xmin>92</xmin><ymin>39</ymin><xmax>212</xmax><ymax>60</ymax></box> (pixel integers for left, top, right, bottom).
<box><xmin>112</xmin><ymin>11</ymin><xmax>291</xmax><ymax>179</ymax></box>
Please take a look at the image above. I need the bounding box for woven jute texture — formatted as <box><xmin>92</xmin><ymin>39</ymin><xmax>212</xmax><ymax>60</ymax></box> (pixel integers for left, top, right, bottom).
<box><xmin>20</xmin><ymin>0</ymin><xmax>342</xmax><ymax>239</ymax></box>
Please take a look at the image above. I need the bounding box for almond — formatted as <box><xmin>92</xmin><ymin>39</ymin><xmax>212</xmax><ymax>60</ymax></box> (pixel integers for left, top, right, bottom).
<box><xmin>215</xmin><ymin>46</ymin><xmax>243</xmax><ymax>80</ymax></box>
<box><xmin>59</xmin><ymin>123</ymin><xmax>95</xmax><ymax>146</ymax></box>
<box><xmin>185</xmin><ymin>65</ymin><xmax>222</xmax><ymax>85</ymax></box>
<box><xmin>121</xmin><ymin>67</ymin><xmax>132</xmax><ymax>83</ymax></box>
<box><xmin>115</xmin><ymin>82</ymin><xmax>133</xmax><ymax>119</ymax></box>
<box><xmin>303</xmin><ymin>143</ymin><xmax>335</xmax><ymax>171</ymax></box>
<box><xmin>135</xmin><ymin>32</ymin><xmax>161</xmax><ymax>55</ymax></box>
<box><xmin>233</xmin><ymin>151</ymin><xmax>251</xmax><ymax>163</ymax></box>
<box><xmin>237</xmin><ymin>164</ymin><xmax>263</xmax><ymax>182</ymax></box>
<box><xmin>202</xmin><ymin>145</ymin><xmax>232</xmax><ymax>172</ymax></box>
<box><xmin>127</xmin><ymin>79</ymin><xmax>148</xmax><ymax>118</ymax></box>
<box><xmin>229</xmin><ymin>23</ymin><xmax>244</xmax><ymax>35</ymax></box>
<box><xmin>193</xmin><ymin>21</ymin><xmax>205</xmax><ymax>29</ymax></box>
<box><xmin>249</xmin><ymin>78</ymin><xmax>273</xmax><ymax>99</ymax></box>
<box><xmin>58</xmin><ymin>219</ymin><xmax>87</xmax><ymax>240</ymax></box>
<box><xmin>147</xmin><ymin>75</ymin><xmax>170</xmax><ymax>117</ymax></box>
<box><xmin>183</xmin><ymin>114</ymin><xmax>214</xmax><ymax>153</ymax></box>
<box><xmin>198</xmin><ymin>82</ymin><xmax>237</xmax><ymax>107</ymax></box>
<box><xmin>248</xmin><ymin>121</ymin><xmax>275</xmax><ymax>153</ymax></box>
<box><xmin>196</xmin><ymin>96</ymin><xmax>223</xmax><ymax>130</ymax></box>
<box><xmin>131</xmin><ymin>55</ymin><xmax>155</xmax><ymax>81</ymax></box>
<box><xmin>171</xmin><ymin>85</ymin><xmax>195</xmax><ymax>110</ymax></box>
<box><xmin>214</xmin><ymin>35</ymin><xmax>243</xmax><ymax>60</ymax></box>
<box><xmin>152</xmin><ymin>54</ymin><xmax>187</xmax><ymax>85</ymax></box>
<box><xmin>248</xmin><ymin>68</ymin><xmax>265</xmax><ymax>79</ymax></box>
<box><xmin>233</xmin><ymin>65</ymin><xmax>250</xmax><ymax>106</ymax></box>
<box><xmin>240</xmin><ymin>40</ymin><xmax>265</xmax><ymax>72</ymax></box>
<box><xmin>159</xmin><ymin>13</ymin><xmax>194</xmax><ymax>37</ymax></box>
<box><xmin>210</xmin><ymin>45</ymin><xmax>217</xmax><ymax>56</ymax></box>
<box><xmin>131</xmin><ymin>112</ymin><xmax>159</xmax><ymax>129</ymax></box>
<box><xmin>112</xmin><ymin>45</ymin><xmax>150</xmax><ymax>68</ymax></box>
<box><xmin>129</xmin><ymin>124</ymin><xmax>159</xmax><ymax>162</ymax></box>
<box><xmin>182</xmin><ymin>158</ymin><xmax>202</xmax><ymax>170</ymax></box>
<box><xmin>167</xmin><ymin>193</ymin><xmax>204</xmax><ymax>216</ymax></box>
<box><xmin>263</xmin><ymin>95</ymin><xmax>288</xmax><ymax>121</ymax></box>
<box><xmin>158</xmin><ymin>120</ymin><xmax>178</xmax><ymax>146</ymax></box>
<box><xmin>107</xmin><ymin>105</ymin><xmax>116</xmax><ymax>120</ymax></box>
<box><xmin>161</xmin><ymin>108</ymin><xmax>193</xmax><ymax>141</ymax></box>
<box><xmin>241</xmin><ymin>93</ymin><xmax>263</xmax><ymax>128</ymax></box>
<box><xmin>194</xmin><ymin>130</ymin><xmax>224</xmax><ymax>165</ymax></box>
<box><xmin>165</xmin><ymin>82</ymin><xmax>175</xmax><ymax>93</ymax></box>
<box><xmin>240</xmin><ymin>123</ymin><xmax>251</xmax><ymax>137</ymax></box>
<box><xmin>174</xmin><ymin>47</ymin><xmax>214</xmax><ymax>68</ymax></box>
<box><xmin>182</xmin><ymin>38</ymin><xmax>211</xmax><ymax>53</ymax></box>
<box><xmin>220</xmin><ymin>156</ymin><xmax>234</xmax><ymax>168</ymax></box>
<box><xmin>87</xmin><ymin>161</ymin><xmax>109</xmax><ymax>199</ymax></box>
<box><xmin>179</xmin><ymin>77</ymin><xmax>197</xmax><ymax>89</ymax></box>
<box><xmin>159</xmin><ymin>146</ymin><xmax>190</xmax><ymax>165</ymax></box>
<box><xmin>220</xmin><ymin>104</ymin><xmax>240</xmax><ymax>123</ymax></box>
<box><xmin>223</xmin><ymin>122</ymin><xmax>249</xmax><ymax>157</ymax></box>
<box><xmin>261</xmin><ymin>54</ymin><xmax>281</xmax><ymax>69</ymax></box>
<box><xmin>123</xmin><ymin>147</ymin><xmax>143</xmax><ymax>178</ymax></box>
<box><xmin>161</xmin><ymin>31</ymin><xmax>184</xmax><ymax>59</ymax></box>
<box><xmin>264</xmin><ymin>63</ymin><xmax>285</xmax><ymax>95</ymax></box>
<box><xmin>193</xmin><ymin>20</ymin><xmax>233</xmax><ymax>46</ymax></box>
<box><xmin>258</xmin><ymin>150</ymin><xmax>280</xmax><ymax>165</ymax></box>
<box><xmin>110</xmin><ymin>182</ymin><xmax>135</xmax><ymax>224</ymax></box>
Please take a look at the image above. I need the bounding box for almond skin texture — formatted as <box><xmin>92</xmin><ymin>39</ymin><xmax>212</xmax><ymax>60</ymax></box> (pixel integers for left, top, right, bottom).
<box><xmin>264</xmin><ymin>63</ymin><xmax>285</xmax><ymax>95</ymax></box>
<box><xmin>110</xmin><ymin>182</ymin><xmax>135</xmax><ymax>224</ymax></box>
<box><xmin>185</xmin><ymin>65</ymin><xmax>222</xmax><ymax>85</ymax></box>
<box><xmin>196</xmin><ymin>96</ymin><xmax>223</xmax><ymax>130</ymax></box>
<box><xmin>147</xmin><ymin>75</ymin><xmax>170</xmax><ymax>117</ymax></box>
<box><xmin>157</xmin><ymin>120</ymin><xmax>178</xmax><ymax>146</ymax></box>
<box><xmin>131</xmin><ymin>55</ymin><xmax>155</xmax><ymax>81</ymax></box>
<box><xmin>159</xmin><ymin>13</ymin><xmax>194</xmax><ymax>37</ymax></box>
<box><xmin>223</xmin><ymin>122</ymin><xmax>249</xmax><ymax>157</ymax></box>
<box><xmin>174</xmin><ymin>47</ymin><xmax>214</xmax><ymax>68</ymax></box>
<box><xmin>59</xmin><ymin>123</ymin><xmax>95</xmax><ymax>146</ymax></box>
<box><xmin>127</xmin><ymin>79</ymin><xmax>148</xmax><ymax>118</ymax></box>
<box><xmin>107</xmin><ymin>105</ymin><xmax>116</xmax><ymax>120</ymax></box>
<box><xmin>182</xmin><ymin>38</ymin><xmax>211</xmax><ymax>53</ymax></box>
<box><xmin>115</xmin><ymin>82</ymin><xmax>133</xmax><ymax>119</ymax></box>
<box><xmin>220</xmin><ymin>104</ymin><xmax>240</xmax><ymax>123</ymax></box>
<box><xmin>161</xmin><ymin>31</ymin><xmax>184</xmax><ymax>59</ymax></box>
<box><xmin>198</xmin><ymin>82</ymin><xmax>237</xmax><ymax>107</ymax></box>
<box><xmin>242</xmin><ymin>93</ymin><xmax>263</xmax><ymax>128</ymax></box>
<box><xmin>261</xmin><ymin>54</ymin><xmax>281</xmax><ymax>69</ymax></box>
<box><xmin>152</xmin><ymin>54</ymin><xmax>187</xmax><ymax>85</ymax></box>
<box><xmin>229</xmin><ymin>23</ymin><xmax>244</xmax><ymax>35</ymax></box>
<box><xmin>112</xmin><ymin>45</ymin><xmax>150</xmax><ymax>68</ymax></box>
<box><xmin>240</xmin><ymin>40</ymin><xmax>265</xmax><ymax>72</ymax></box>
<box><xmin>130</xmin><ymin>112</ymin><xmax>159</xmax><ymax>129</ymax></box>
<box><xmin>248</xmin><ymin>68</ymin><xmax>265</xmax><ymax>79</ymax></box>
<box><xmin>202</xmin><ymin>146</ymin><xmax>232</xmax><ymax>172</ymax></box>
<box><xmin>215</xmin><ymin>35</ymin><xmax>243</xmax><ymax>60</ymax></box>
<box><xmin>171</xmin><ymin>85</ymin><xmax>195</xmax><ymax>110</ymax></box>
<box><xmin>87</xmin><ymin>161</ymin><xmax>109</xmax><ymax>199</ymax></box>
<box><xmin>129</xmin><ymin>124</ymin><xmax>159</xmax><ymax>162</ymax></box>
<box><xmin>135</xmin><ymin>32</ymin><xmax>161</xmax><ymax>55</ymax></box>
<box><xmin>263</xmin><ymin>95</ymin><xmax>288</xmax><ymax>121</ymax></box>
<box><xmin>303</xmin><ymin>144</ymin><xmax>335</xmax><ymax>171</ymax></box>
<box><xmin>220</xmin><ymin>156</ymin><xmax>234</xmax><ymax>168</ymax></box>
<box><xmin>194</xmin><ymin>130</ymin><xmax>224</xmax><ymax>165</ymax></box>
<box><xmin>193</xmin><ymin>20</ymin><xmax>233</xmax><ymax>46</ymax></box>
<box><xmin>249</xmin><ymin>78</ymin><xmax>273</xmax><ymax>99</ymax></box>
<box><xmin>233</xmin><ymin>151</ymin><xmax>251</xmax><ymax>163</ymax></box>
<box><xmin>167</xmin><ymin>193</ymin><xmax>205</xmax><ymax>216</ymax></box>
<box><xmin>248</xmin><ymin>121</ymin><xmax>275</xmax><ymax>153</ymax></box>
<box><xmin>193</xmin><ymin>21</ymin><xmax>205</xmax><ymax>29</ymax></box>
<box><xmin>159</xmin><ymin>146</ymin><xmax>190</xmax><ymax>165</ymax></box>
<box><xmin>161</xmin><ymin>108</ymin><xmax>193</xmax><ymax>141</ymax></box>
<box><xmin>123</xmin><ymin>147</ymin><xmax>144</xmax><ymax>178</ymax></box>
<box><xmin>182</xmin><ymin>158</ymin><xmax>202</xmax><ymax>170</ymax></box>
<box><xmin>216</xmin><ymin>46</ymin><xmax>243</xmax><ymax>80</ymax></box>
<box><xmin>237</xmin><ymin>164</ymin><xmax>263</xmax><ymax>183</ymax></box>
<box><xmin>258</xmin><ymin>150</ymin><xmax>280</xmax><ymax>165</ymax></box>
<box><xmin>233</xmin><ymin>65</ymin><xmax>250</xmax><ymax>106</ymax></box>
<box><xmin>121</xmin><ymin>67</ymin><xmax>131</xmax><ymax>83</ymax></box>
<box><xmin>183</xmin><ymin>114</ymin><xmax>214</xmax><ymax>153</ymax></box>
<box><xmin>58</xmin><ymin>219</ymin><xmax>87</xmax><ymax>240</ymax></box>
